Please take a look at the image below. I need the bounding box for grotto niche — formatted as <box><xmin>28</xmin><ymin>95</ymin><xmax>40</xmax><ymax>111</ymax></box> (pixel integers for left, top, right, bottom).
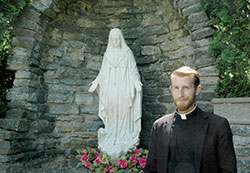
<box><xmin>0</xmin><ymin>0</ymin><xmax>216</xmax><ymax>171</ymax></box>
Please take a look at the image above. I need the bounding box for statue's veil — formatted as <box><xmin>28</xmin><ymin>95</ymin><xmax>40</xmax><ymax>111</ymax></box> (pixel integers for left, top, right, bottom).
<box><xmin>106</xmin><ymin>28</ymin><xmax>129</xmax><ymax>50</ymax></box>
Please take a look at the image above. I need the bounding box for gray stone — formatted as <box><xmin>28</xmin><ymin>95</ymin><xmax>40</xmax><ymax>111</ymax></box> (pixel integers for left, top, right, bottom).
<box><xmin>30</xmin><ymin>120</ymin><xmax>54</xmax><ymax>134</ymax></box>
<box><xmin>169</xmin><ymin>20</ymin><xmax>184</xmax><ymax>31</ymax></box>
<box><xmin>160</xmin><ymin>36</ymin><xmax>192</xmax><ymax>52</ymax></box>
<box><xmin>15</xmin><ymin>19</ymin><xmax>38</xmax><ymax>31</ymax></box>
<box><xmin>32</xmin><ymin>0</ymin><xmax>52</xmax><ymax>12</ymax></box>
<box><xmin>55</xmin><ymin>121</ymin><xmax>86</xmax><ymax>133</ymax></box>
<box><xmin>190</xmin><ymin>21</ymin><xmax>210</xmax><ymax>31</ymax></box>
<box><xmin>75</xmin><ymin>94</ymin><xmax>94</xmax><ymax>105</ymax></box>
<box><xmin>182</xmin><ymin>4</ymin><xmax>200</xmax><ymax>17</ymax></box>
<box><xmin>168</xmin><ymin>46</ymin><xmax>194</xmax><ymax>59</ymax></box>
<box><xmin>231</xmin><ymin>125</ymin><xmax>250</xmax><ymax>137</ymax></box>
<box><xmin>49</xmin><ymin>104</ymin><xmax>79</xmax><ymax>115</ymax></box>
<box><xmin>12</xmin><ymin>36</ymin><xmax>36</xmax><ymax>49</ymax></box>
<box><xmin>13</xmin><ymin>28</ymin><xmax>36</xmax><ymax>38</ymax></box>
<box><xmin>87</xmin><ymin>121</ymin><xmax>103</xmax><ymax>132</ymax></box>
<box><xmin>192</xmin><ymin>39</ymin><xmax>210</xmax><ymax>48</ymax></box>
<box><xmin>198</xmin><ymin>66</ymin><xmax>218</xmax><ymax>77</ymax></box>
<box><xmin>177</xmin><ymin>0</ymin><xmax>198</xmax><ymax>9</ymax></box>
<box><xmin>22</xmin><ymin>8</ymin><xmax>41</xmax><ymax>23</ymax></box>
<box><xmin>191</xmin><ymin>27</ymin><xmax>214</xmax><ymax>40</ymax></box>
<box><xmin>48</xmin><ymin>47</ymin><xmax>64</xmax><ymax>57</ymax></box>
<box><xmin>187</xmin><ymin>12</ymin><xmax>209</xmax><ymax>26</ymax></box>
<box><xmin>212</xmin><ymin>98</ymin><xmax>250</xmax><ymax>124</ymax></box>
<box><xmin>0</xmin><ymin>119</ymin><xmax>30</xmax><ymax>132</ymax></box>
<box><xmin>235</xmin><ymin>147</ymin><xmax>250</xmax><ymax>157</ymax></box>
<box><xmin>141</xmin><ymin>45</ymin><xmax>161</xmax><ymax>55</ymax></box>
<box><xmin>136</xmin><ymin>55</ymin><xmax>159</xmax><ymax>65</ymax></box>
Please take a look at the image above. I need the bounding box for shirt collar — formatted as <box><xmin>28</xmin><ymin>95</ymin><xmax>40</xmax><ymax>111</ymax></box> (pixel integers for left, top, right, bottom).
<box><xmin>176</xmin><ymin>106</ymin><xmax>197</xmax><ymax>120</ymax></box>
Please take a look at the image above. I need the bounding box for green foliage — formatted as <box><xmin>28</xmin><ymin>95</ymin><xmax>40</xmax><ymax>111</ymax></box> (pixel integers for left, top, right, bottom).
<box><xmin>200</xmin><ymin>0</ymin><xmax>250</xmax><ymax>97</ymax></box>
<box><xmin>0</xmin><ymin>0</ymin><xmax>32</xmax><ymax>117</ymax></box>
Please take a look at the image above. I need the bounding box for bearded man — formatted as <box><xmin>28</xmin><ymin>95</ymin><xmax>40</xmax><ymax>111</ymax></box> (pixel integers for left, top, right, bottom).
<box><xmin>144</xmin><ymin>66</ymin><xmax>237</xmax><ymax>173</ymax></box>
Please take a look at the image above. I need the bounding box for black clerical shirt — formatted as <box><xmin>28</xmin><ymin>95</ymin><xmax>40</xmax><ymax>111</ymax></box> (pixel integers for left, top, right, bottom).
<box><xmin>167</xmin><ymin>107</ymin><xmax>198</xmax><ymax>173</ymax></box>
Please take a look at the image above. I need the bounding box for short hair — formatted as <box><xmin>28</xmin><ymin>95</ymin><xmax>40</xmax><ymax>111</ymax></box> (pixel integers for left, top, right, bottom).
<box><xmin>170</xmin><ymin>66</ymin><xmax>200</xmax><ymax>88</ymax></box>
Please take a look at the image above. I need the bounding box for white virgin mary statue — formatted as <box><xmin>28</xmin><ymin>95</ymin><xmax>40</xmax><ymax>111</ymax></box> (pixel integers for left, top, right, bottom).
<box><xmin>88</xmin><ymin>28</ymin><xmax>142</xmax><ymax>158</ymax></box>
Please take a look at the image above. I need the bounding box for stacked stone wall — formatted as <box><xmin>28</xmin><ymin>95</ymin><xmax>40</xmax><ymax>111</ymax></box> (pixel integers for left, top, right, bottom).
<box><xmin>0</xmin><ymin>0</ymin><xmax>235</xmax><ymax>171</ymax></box>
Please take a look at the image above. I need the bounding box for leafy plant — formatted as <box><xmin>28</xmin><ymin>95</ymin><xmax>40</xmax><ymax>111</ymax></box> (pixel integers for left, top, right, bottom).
<box><xmin>76</xmin><ymin>147</ymin><xmax>148</xmax><ymax>173</ymax></box>
<box><xmin>200</xmin><ymin>0</ymin><xmax>250</xmax><ymax>97</ymax></box>
<box><xmin>0</xmin><ymin>0</ymin><xmax>32</xmax><ymax>117</ymax></box>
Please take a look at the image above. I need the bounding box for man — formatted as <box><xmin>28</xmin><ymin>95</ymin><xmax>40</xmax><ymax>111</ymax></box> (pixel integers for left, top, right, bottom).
<box><xmin>144</xmin><ymin>66</ymin><xmax>237</xmax><ymax>173</ymax></box>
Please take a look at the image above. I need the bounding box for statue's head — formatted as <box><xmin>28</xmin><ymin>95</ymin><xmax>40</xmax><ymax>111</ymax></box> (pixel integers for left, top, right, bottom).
<box><xmin>107</xmin><ymin>28</ymin><xmax>129</xmax><ymax>50</ymax></box>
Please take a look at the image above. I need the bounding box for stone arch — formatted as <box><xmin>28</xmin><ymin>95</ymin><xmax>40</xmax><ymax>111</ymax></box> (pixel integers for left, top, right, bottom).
<box><xmin>0</xmin><ymin>0</ymin><xmax>217</xmax><ymax>170</ymax></box>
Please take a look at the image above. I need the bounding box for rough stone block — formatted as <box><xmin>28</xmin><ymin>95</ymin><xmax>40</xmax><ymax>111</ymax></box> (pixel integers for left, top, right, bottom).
<box><xmin>5</xmin><ymin>109</ymin><xmax>26</xmax><ymax>119</ymax></box>
<box><xmin>233</xmin><ymin>136</ymin><xmax>250</xmax><ymax>147</ymax></box>
<box><xmin>0</xmin><ymin>119</ymin><xmax>30</xmax><ymax>132</ymax></box>
<box><xmin>192</xmin><ymin>39</ymin><xmax>210</xmax><ymax>48</ymax></box>
<box><xmin>182</xmin><ymin>4</ymin><xmax>200</xmax><ymax>17</ymax></box>
<box><xmin>177</xmin><ymin>0</ymin><xmax>198</xmax><ymax>9</ymax></box>
<box><xmin>86</xmin><ymin>60</ymin><xmax>102</xmax><ymax>71</ymax></box>
<box><xmin>48</xmin><ymin>47</ymin><xmax>64</xmax><ymax>57</ymax></box>
<box><xmin>49</xmin><ymin>104</ymin><xmax>79</xmax><ymax>115</ymax></box>
<box><xmin>15</xmin><ymin>71</ymin><xmax>38</xmax><ymax>79</ymax></box>
<box><xmin>0</xmin><ymin>153</ymin><xmax>25</xmax><ymax>163</ymax></box>
<box><xmin>30</xmin><ymin>120</ymin><xmax>54</xmax><ymax>134</ymax></box>
<box><xmin>80</xmin><ymin>105</ymin><xmax>98</xmax><ymax>114</ymax></box>
<box><xmin>48</xmin><ymin>92</ymin><xmax>74</xmax><ymax>104</ymax></box>
<box><xmin>141</xmin><ymin>45</ymin><xmax>161</xmax><ymax>55</ymax></box>
<box><xmin>15</xmin><ymin>19</ymin><xmax>38</xmax><ymax>31</ymax></box>
<box><xmin>235</xmin><ymin>147</ymin><xmax>250</xmax><ymax>157</ymax></box>
<box><xmin>160</xmin><ymin>36</ymin><xmax>192</xmax><ymax>52</ymax></box>
<box><xmin>136</xmin><ymin>55</ymin><xmax>159</xmax><ymax>65</ymax></box>
<box><xmin>75</xmin><ymin>94</ymin><xmax>94</xmax><ymax>105</ymax></box>
<box><xmin>190</xmin><ymin>21</ymin><xmax>210</xmax><ymax>31</ymax></box>
<box><xmin>143</xmin><ymin>24</ymin><xmax>170</xmax><ymax>36</ymax></box>
<box><xmin>231</xmin><ymin>125</ymin><xmax>250</xmax><ymax>137</ymax></box>
<box><xmin>0</xmin><ymin>129</ymin><xmax>24</xmax><ymax>140</ymax></box>
<box><xmin>32</xmin><ymin>0</ymin><xmax>52</xmax><ymax>12</ymax></box>
<box><xmin>198</xmin><ymin>66</ymin><xmax>218</xmax><ymax>77</ymax></box>
<box><xmin>191</xmin><ymin>27</ymin><xmax>214</xmax><ymax>40</ymax></box>
<box><xmin>169</xmin><ymin>20</ymin><xmax>183</xmax><ymax>31</ymax></box>
<box><xmin>187</xmin><ymin>12</ymin><xmax>208</xmax><ymax>26</ymax></box>
<box><xmin>87</xmin><ymin>121</ymin><xmax>103</xmax><ymax>132</ymax></box>
<box><xmin>168</xmin><ymin>46</ymin><xmax>194</xmax><ymax>59</ymax></box>
<box><xmin>12</xmin><ymin>37</ymin><xmax>35</xmax><ymax>49</ymax></box>
<box><xmin>22</xmin><ymin>8</ymin><xmax>41</xmax><ymax>23</ymax></box>
<box><xmin>212</xmin><ymin>98</ymin><xmax>250</xmax><ymax>124</ymax></box>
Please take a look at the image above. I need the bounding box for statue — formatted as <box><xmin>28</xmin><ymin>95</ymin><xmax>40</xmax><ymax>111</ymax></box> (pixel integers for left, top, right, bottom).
<box><xmin>88</xmin><ymin>28</ymin><xmax>142</xmax><ymax>158</ymax></box>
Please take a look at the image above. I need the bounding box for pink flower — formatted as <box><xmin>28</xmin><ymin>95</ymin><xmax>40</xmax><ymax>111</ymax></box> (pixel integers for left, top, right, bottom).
<box><xmin>94</xmin><ymin>157</ymin><xmax>100</xmax><ymax>164</ymax></box>
<box><xmin>129</xmin><ymin>155</ymin><xmax>138</xmax><ymax>163</ymax></box>
<box><xmin>96</xmin><ymin>152</ymin><xmax>100</xmax><ymax>158</ymax></box>
<box><xmin>106</xmin><ymin>165</ymin><xmax>113</xmax><ymax>172</ymax></box>
<box><xmin>85</xmin><ymin>159</ymin><xmax>91</xmax><ymax>168</ymax></box>
<box><xmin>139</xmin><ymin>157</ymin><xmax>146</xmax><ymax>168</ymax></box>
<box><xmin>80</xmin><ymin>154</ymin><xmax>88</xmax><ymax>162</ymax></box>
<box><xmin>117</xmin><ymin>158</ymin><xmax>128</xmax><ymax>168</ymax></box>
<box><xmin>133</xmin><ymin>148</ymin><xmax>140</xmax><ymax>153</ymax></box>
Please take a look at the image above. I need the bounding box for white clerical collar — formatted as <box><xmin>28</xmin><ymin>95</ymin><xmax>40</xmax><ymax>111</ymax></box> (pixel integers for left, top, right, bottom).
<box><xmin>176</xmin><ymin>106</ymin><xmax>197</xmax><ymax>120</ymax></box>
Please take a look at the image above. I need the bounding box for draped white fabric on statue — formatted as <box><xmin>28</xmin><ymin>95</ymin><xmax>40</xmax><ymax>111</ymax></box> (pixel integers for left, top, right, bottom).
<box><xmin>88</xmin><ymin>28</ymin><xmax>142</xmax><ymax>158</ymax></box>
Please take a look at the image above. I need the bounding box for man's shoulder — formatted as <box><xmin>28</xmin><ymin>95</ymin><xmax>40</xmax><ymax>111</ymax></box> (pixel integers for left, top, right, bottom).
<box><xmin>199</xmin><ymin>108</ymin><xmax>229</xmax><ymax>125</ymax></box>
<box><xmin>153</xmin><ymin>113</ymin><xmax>174</xmax><ymax>125</ymax></box>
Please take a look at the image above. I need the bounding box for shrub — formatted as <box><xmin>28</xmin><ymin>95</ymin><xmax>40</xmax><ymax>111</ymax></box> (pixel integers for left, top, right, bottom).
<box><xmin>200</xmin><ymin>0</ymin><xmax>250</xmax><ymax>97</ymax></box>
<box><xmin>0</xmin><ymin>0</ymin><xmax>32</xmax><ymax>117</ymax></box>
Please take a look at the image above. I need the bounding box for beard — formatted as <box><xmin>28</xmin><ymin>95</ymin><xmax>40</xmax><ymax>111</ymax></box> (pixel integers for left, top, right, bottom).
<box><xmin>174</xmin><ymin>94</ymin><xmax>196</xmax><ymax>112</ymax></box>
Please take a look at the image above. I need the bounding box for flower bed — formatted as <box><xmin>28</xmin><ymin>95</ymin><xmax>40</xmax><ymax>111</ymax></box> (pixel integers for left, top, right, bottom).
<box><xmin>76</xmin><ymin>147</ymin><xmax>148</xmax><ymax>172</ymax></box>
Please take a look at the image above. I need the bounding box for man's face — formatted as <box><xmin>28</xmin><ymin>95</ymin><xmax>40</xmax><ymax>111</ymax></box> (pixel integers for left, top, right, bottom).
<box><xmin>169</xmin><ymin>74</ymin><xmax>201</xmax><ymax>113</ymax></box>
